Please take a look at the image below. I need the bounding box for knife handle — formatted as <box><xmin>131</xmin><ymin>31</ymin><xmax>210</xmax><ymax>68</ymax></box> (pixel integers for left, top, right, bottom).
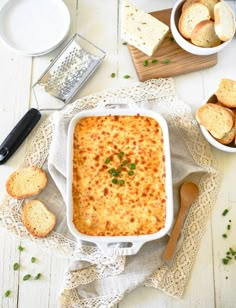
<box><xmin>0</xmin><ymin>108</ymin><xmax>41</xmax><ymax>165</ymax></box>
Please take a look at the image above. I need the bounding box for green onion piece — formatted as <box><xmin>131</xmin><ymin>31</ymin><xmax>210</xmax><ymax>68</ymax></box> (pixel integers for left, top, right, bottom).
<box><xmin>222</xmin><ymin>234</ymin><xmax>227</xmax><ymax>238</ymax></box>
<box><xmin>122</xmin><ymin>42</ymin><xmax>127</xmax><ymax>45</ymax></box>
<box><xmin>112</xmin><ymin>178</ymin><xmax>118</xmax><ymax>184</ymax></box>
<box><xmin>18</xmin><ymin>245</ymin><xmax>24</xmax><ymax>251</ymax></box>
<box><xmin>34</xmin><ymin>273</ymin><xmax>41</xmax><ymax>280</ymax></box>
<box><xmin>23</xmin><ymin>274</ymin><xmax>31</xmax><ymax>281</ymax></box>
<box><xmin>222</xmin><ymin>258</ymin><xmax>229</xmax><ymax>264</ymax></box>
<box><xmin>118</xmin><ymin>179</ymin><xmax>125</xmax><ymax>185</ymax></box>
<box><xmin>229</xmin><ymin>248</ymin><xmax>236</xmax><ymax>255</ymax></box>
<box><xmin>162</xmin><ymin>59</ymin><xmax>170</xmax><ymax>64</ymax></box>
<box><xmin>112</xmin><ymin>171</ymin><xmax>121</xmax><ymax>177</ymax></box>
<box><xmin>130</xmin><ymin>163</ymin><xmax>136</xmax><ymax>170</ymax></box>
<box><xmin>222</xmin><ymin>209</ymin><xmax>229</xmax><ymax>216</ymax></box>
<box><xmin>121</xmin><ymin>160</ymin><xmax>129</xmax><ymax>166</ymax></box>
<box><xmin>108</xmin><ymin>168</ymin><xmax>116</xmax><ymax>174</ymax></box>
<box><xmin>111</xmin><ymin>73</ymin><xmax>116</xmax><ymax>78</ymax></box>
<box><xmin>31</xmin><ymin>257</ymin><xmax>36</xmax><ymax>263</ymax></box>
<box><xmin>169</xmin><ymin>37</ymin><xmax>174</xmax><ymax>42</ymax></box>
<box><xmin>128</xmin><ymin>170</ymin><xmax>134</xmax><ymax>176</ymax></box>
<box><xmin>4</xmin><ymin>290</ymin><xmax>11</xmax><ymax>297</ymax></box>
<box><xmin>227</xmin><ymin>224</ymin><xmax>231</xmax><ymax>230</ymax></box>
<box><xmin>143</xmin><ymin>60</ymin><xmax>149</xmax><ymax>67</ymax></box>
<box><xmin>13</xmin><ymin>263</ymin><xmax>20</xmax><ymax>271</ymax></box>
<box><xmin>226</xmin><ymin>256</ymin><xmax>232</xmax><ymax>260</ymax></box>
<box><xmin>123</xmin><ymin>75</ymin><xmax>130</xmax><ymax>79</ymax></box>
<box><xmin>105</xmin><ymin>158</ymin><xmax>111</xmax><ymax>164</ymax></box>
<box><xmin>117</xmin><ymin>151</ymin><xmax>125</xmax><ymax>158</ymax></box>
<box><xmin>151</xmin><ymin>59</ymin><xmax>158</xmax><ymax>63</ymax></box>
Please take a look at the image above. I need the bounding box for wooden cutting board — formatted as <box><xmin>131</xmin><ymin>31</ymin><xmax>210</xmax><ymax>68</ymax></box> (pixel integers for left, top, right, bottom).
<box><xmin>127</xmin><ymin>8</ymin><xmax>218</xmax><ymax>81</ymax></box>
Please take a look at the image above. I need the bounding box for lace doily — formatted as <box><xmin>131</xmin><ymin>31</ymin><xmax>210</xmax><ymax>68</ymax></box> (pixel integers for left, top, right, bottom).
<box><xmin>0</xmin><ymin>78</ymin><xmax>220</xmax><ymax>306</ymax></box>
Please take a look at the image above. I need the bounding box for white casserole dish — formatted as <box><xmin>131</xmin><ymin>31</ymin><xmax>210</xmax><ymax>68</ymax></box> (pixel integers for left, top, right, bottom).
<box><xmin>66</xmin><ymin>99</ymin><xmax>173</xmax><ymax>256</ymax></box>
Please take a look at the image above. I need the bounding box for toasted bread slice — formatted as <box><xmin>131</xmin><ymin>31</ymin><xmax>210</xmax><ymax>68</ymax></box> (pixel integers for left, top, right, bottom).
<box><xmin>196</xmin><ymin>103</ymin><xmax>234</xmax><ymax>139</ymax></box>
<box><xmin>191</xmin><ymin>20</ymin><xmax>222</xmax><ymax>47</ymax></box>
<box><xmin>215</xmin><ymin>79</ymin><xmax>236</xmax><ymax>108</ymax></box>
<box><xmin>214</xmin><ymin>1</ymin><xmax>236</xmax><ymax>41</ymax></box>
<box><xmin>216</xmin><ymin>125</ymin><xmax>235</xmax><ymax>144</ymax></box>
<box><xmin>6</xmin><ymin>166</ymin><xmax>47</xmax><ymax>199</ymax></box>
<box><xmin>182</xmin><ymin>0</ymin><xmax>196</xmax><ymax>12</ymax></box>
<box><xmin>196</xmin><ymin>0</ymin><xmax>219</xmax><ymax>20</ymax></box>
<box><xmin>178</xmin><ymin>3</ymin><xmax>210</xmax><ymax>39</ymax></box>
<box><xmin>22</xmin><ymin>200</ymin><xmax>56</xmax><ymax>238</ymax></box>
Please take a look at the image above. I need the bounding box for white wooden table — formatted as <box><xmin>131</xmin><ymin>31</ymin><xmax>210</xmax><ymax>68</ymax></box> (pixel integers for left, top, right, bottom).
<box><xmin>0</xmin><ymin>0</ymin><xmax>236</xmax><ymax>307</ymax></box>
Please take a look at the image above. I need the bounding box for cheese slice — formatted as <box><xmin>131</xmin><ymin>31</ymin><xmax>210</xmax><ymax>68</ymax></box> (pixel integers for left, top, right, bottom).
<box><xmin>121</xmin><ymin>0</ymin><xmax>169</xmax><ymax>56</ymax></box>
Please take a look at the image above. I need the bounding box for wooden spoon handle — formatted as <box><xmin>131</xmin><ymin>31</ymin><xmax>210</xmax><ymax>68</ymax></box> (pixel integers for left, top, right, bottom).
<box><xmin>163</xmin><ymin>201</ymin><xmax>188</xmax><ymax>261</ymax></box>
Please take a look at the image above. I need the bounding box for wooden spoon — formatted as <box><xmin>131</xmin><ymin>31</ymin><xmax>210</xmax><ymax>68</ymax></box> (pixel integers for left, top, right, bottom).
<box><xmin>163</xmin><ymin>182</ymin><xmax>199</xmax><ymax>261</ymax></box>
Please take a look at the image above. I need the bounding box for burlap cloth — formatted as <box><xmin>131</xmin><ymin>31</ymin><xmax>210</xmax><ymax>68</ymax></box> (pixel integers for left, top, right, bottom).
<box><xmin>0</xmin><ymin>78</ymin><xmax>220</xmax><ymax>307</ymax></box>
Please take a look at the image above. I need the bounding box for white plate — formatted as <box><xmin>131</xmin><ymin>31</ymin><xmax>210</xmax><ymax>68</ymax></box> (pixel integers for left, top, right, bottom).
<box><xmin>0</xmin><ymin>0</ymin><xmax>70</xmax><ymax>56</ymax></box>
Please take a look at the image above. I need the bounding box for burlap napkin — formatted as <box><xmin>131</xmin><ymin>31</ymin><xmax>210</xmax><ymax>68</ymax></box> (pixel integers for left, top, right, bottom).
<box><xmin>0</xmin><ymin>79</ymin><xmax>220</xmax><ymax>308</ymax></box>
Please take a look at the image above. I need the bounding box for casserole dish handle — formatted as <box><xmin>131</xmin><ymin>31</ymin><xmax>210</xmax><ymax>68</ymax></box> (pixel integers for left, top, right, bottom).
<box><xmin>97</xmin><ymin>241</ymin><xmax>144</xmax><ymax>256</ymax></box>
<box><xmin>95</xmin><ymin>97</ymin><xmax>140</xmax><ymax>111</ymax></box>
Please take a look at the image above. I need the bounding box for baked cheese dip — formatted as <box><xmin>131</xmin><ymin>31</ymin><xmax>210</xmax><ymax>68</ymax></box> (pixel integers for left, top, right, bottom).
<box><xmin>72</xmin><ymin>115</ymin><xmax>167</xmax><ymax>236</ymax></box>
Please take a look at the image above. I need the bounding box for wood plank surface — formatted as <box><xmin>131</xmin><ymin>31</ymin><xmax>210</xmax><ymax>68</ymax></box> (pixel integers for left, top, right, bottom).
<box><xmin>127</xmin><ymin>8</ymin><xmax>218</xmax><ymax>81</ymax></box>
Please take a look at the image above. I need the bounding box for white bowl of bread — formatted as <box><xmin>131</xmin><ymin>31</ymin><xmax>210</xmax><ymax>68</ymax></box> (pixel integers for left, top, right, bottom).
<box><xmin>196</xmin><ymin>79</ymin><xmax>236</xmax><ymax>152</ymax></box>
<box><xmin>170</xmin><ymin>0</ymin><xmax>236</xmax><ymax>55</ymax></box>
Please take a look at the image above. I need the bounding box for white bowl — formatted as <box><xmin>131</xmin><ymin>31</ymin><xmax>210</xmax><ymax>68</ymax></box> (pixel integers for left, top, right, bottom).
<box><xmin>170</xmin><ymin>0</ymin><xmax>235</xmax><ymax>56</ymax></box>
<box><xmin>198</xmin><ymin>94</ymin><xmax>236</xmax><ymax>153</ymax></box>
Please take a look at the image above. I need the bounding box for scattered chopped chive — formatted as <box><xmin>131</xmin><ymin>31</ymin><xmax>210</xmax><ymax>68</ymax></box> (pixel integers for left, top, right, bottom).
<box><xmin>222</xmin><ymin>234</ymin><xmax>227</xmax><ymax>238</ymax></box>
<box><xmin>169</xmin><ymin>37</ymin><xmax>174</xmax><ymax>42</ymax></box>
<box><xmin>112</xmin><ymin>170</ymin><xmax>121</xmax><ymax>177</ymax></box>
<box><xmin>13</xmin><ymin>263</ymin><xmax>20</xmax><ymax>271</ymax></box>
<box><xmin>108</xmin><ymin>168</ymin><xmax>116</xmax><ymax>174</ymax></box>
<box><xmin>117</xmin><ymin>151</ymin><xmax>125</xmax><ymax>158</ymax></box>
<box><xmin>227</xmin><ymin>224</ymin><xmax>231</xmax><ymax>230</ymax></box>
<box><xmin>121</xmin><ymin>160</ymin><xmax>129</xmax><ymax>166</ymax></box>
<box><xmin>118</xmin><ymin>179</ymin><xmax>125</xmax><ymax>185</ymax></box>
<box><xmin>18</xmin><ymin>245</ymin><xmax>24</xmax><ymax>251</ymax></box>
<box><xmin>31</xmin><ymin>257</ymin><xmax>37</xmax><ymax>263</ymax></box>
<box><xmin>111</xmin><ymin>73</ymin><xmax>116</xmax><ymax>78</ymax></box>
<box><xmin>4</xmin><ymin>290</ymin><xmax>11</xmax><ymax>297</ymax></box>
<box><xmin>23</xmin><ymin>274</ymin><xmax>31</xmax><ymax>281</ymax></box>
<box><xmin>130</xmin><ymin>163</ymin><xmax>136</xmax><ymax>170</ymax></box>
<box><xmin>128</xmin><ymin>170</ymin><xmax>134</xmax><ymax>176</ymax></box>
<box><xmin>105</xmin><ymin>158</ymin><xmax>111</xmax><ymax>164</ymax></box>
<box><xmin>34</xmin><ymin>273</ymin><xmax>41</xmax><ymax>280</ymax></box>
<box><xmin>222</xmin><ymin>209</ymin><xmax>229</xmax><ymax>216</ymax></box>
<box><xmin>227</xmin><ymin>251</ymin><xmax>230</xmax><ymax>255</ymax></box>
<box><xmin>151</xmin><ymin>58</ymin><xmax>158</xmax><ymax>63</ymax></box>
<box><xmin>123</xmin><ymin>75</ymin><xmax>130</xmax><ymax>79</ymax></box>
<box><xmin>162</xmin><ymin>59</ymin><xmax>170</xmax><ymax>64</ymax></box>
<box><xmin>223</xmin><ymin>258</ymin><xmax>229</xmax><ymax>264</ymax></box>
<box><xmin>112</xmin><ymin>178</ymin><xmax>118</xmax><ymax>184</ymax></box>
<box><xmin>229</xmin><ymin>248</ymin><xmax>236</xmax><ymax>255</ymax></box>
<box><xmin>122</xmin><ymin>42</ymin><xmax>127</xmax><ymax>45</ymax></box>
<box><xmin>143</xmin><ymin>60</ymin><xmax>149</xmax><ymax>67</ymax></box>
<box><xmin>226</xmin><ymin>256</ymin><xmax>232</xmax><ymax>260</ymax></box>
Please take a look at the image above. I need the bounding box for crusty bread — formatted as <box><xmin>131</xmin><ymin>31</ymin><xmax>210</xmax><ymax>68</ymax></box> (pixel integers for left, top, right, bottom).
<box><xmin>178</xmin><ymin>3</ymin><xmax>210</xmax><ymax>39</ymax></box>
<box><xmin>196</xmin><ymin>0</ymin><xmax>220</xmax><ymax>20</ymax></box>
<box><xmin>182</xmin><ymin>0</ymin><xmax>196</xmax><ymax>12</ymax></box>
<box><xmin>22</xmin><ymin>200</ymin><xmax>56</xmax><ymax>238</ymax></box>
<box><xmin>196</xmin><ymin>103</ymin><xmax>234</xmax><ymax>139</ymax></box>
<box><xmin>216</xmin><ymin>125</ymin><xmax>235</xmax><ymax>145</ymax></box>
<box><xmin>6</xmin><ymin>166</ymin><xmax>47</xmax><ymax>199</ymax></box>
<box><xmin>191</xmin><ymin>20</ymin><xmax>222</xmax><ymax>47</ymax></box>
<box><xmin>215</xmin><ymin>79</ymin><xmax>236</xmax><ymax>108</ymax></box>
<box><xmin>214</xmin><ymin>1</ymin><xmax>236</xmax><ymax>41</ymax></box>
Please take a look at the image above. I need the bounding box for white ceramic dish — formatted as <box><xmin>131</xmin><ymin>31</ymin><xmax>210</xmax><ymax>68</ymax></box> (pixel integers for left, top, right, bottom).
<box><xmin>198</xmin><ymin>94</ymin><xmax>236</xmax><ymax>153</ymax></box>
<box><xmin>0</xmin><ymin>0</ymin><xmax>70</xmax><ymax>56</ymax></box>
<box><xmin>170</xmin><ymin>0</ymin><xmax>235</xmax><ymax>56</ymax></box>
<box><xmin>66</xmin><ymin>99</ymin><xmax>173</xmax><ymax>256</ymax></box>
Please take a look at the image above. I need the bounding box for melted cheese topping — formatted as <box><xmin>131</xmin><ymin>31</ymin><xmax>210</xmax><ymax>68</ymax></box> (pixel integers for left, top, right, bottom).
<box><xmin>72</xmin><ymin>115</ymin><xmax>167</xmax><ymax>236</ymax></box>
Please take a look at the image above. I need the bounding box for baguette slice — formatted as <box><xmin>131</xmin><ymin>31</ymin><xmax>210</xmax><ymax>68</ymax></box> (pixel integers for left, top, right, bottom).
<box><xmin>214</xmin><ymin>1</ymin><xmax>236</xmax><ymax>41</ymax></box>
<box><xmin>178</xmin><ymin>3</ymin><xmax>210</xmax><ymax>39</ymax></box>
<box><xmin>191</xmin><ymin>20</ymin><xmax>222</xmax><ymax>47</ymax></box>
<box><xmin>215</xmin><ymin>79</ymin><xmax>236</xmax><ymax>108</ymax></box>
<box><xmin>196</xmin><ymin>0</ymin><xmax>219</xmax><ymax>20</ymax></box>
<box><xmin>196</xmin><ymin>103</ymin><xmax>234</xmax><ymax>139</ymax></box>
<box><xmin>216</xmin><ymin>125</ymin><xmax>235</xmax><ymax>145</ymax></box>
<box><xmin>6</xmin><ymin>166</ymin><xmax>48</xmax><ymax>199</ymax></box>
<box><xmin>22</xmin><ymin>200</ymin><xmax>56</xmax><ymax>238</ymax></box>
<box><xmin>182</xmin><ymin>0</ymin><xmax>196</xmax><ymax>12</ymax></box>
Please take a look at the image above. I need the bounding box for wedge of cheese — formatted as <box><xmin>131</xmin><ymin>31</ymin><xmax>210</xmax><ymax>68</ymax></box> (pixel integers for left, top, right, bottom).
<box><xmin>121</xmin><ymin>0</ymin><xmax>169</xmax><ymax>56</ymax></box>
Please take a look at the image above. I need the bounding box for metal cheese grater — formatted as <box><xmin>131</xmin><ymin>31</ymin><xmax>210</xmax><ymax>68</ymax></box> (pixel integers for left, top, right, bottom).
<box><xmin>0</xmin><ymin>33</ymin><xmax>106</xmax><ymax>164</ymax></box>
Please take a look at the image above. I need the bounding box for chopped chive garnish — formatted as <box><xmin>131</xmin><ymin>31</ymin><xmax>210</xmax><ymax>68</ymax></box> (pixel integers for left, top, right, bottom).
<box><xmin>122</xmin><ymin>42</ymin><xmax>127</xmax><ymax>45</ymax></box>
<box><xmin>143</xmin><ymin>60</ymin><xmax>149</xmax><ymax>67</ymax></box>
<box><xmin>130</xmin><ymin>163</ymin><xmax>136</xmax><ymax>170</ymax></box>
<box><xmin>226</xmin><ymin>256</ymin><xmax>232</xmax><ymax>260</ymax></box>
<box><xmin>222</xmin><ymin>234</ymin><xmax>227</xmax><ymax>238</ymax></box>
<box><xmin>105</xmin><ymin>158</ymin><xmax>111</xmax><ymax>164</ymax></box>
<box><xmin>152</xmin><ymin>59</ymin><xmax>158</xmax><ymax>63</ymax></box>
<box><xmin>118</xmin><ymin>179</ymin><xmax>125</xmax><ymax>185</ymax></box>
<box><xmin>222</xmin><ymin>209</ymin><xmax>229</xmax><ymax>216</ymax></box>
<box><xmin>112</xmin><ymin>178</ymin><xmax>118</xmax><ymax>184</ymax></box>
<box><xmin>18</xmin><ymin>245</ymin><xmax>24</xmax><ymax>251</ymax></box>
<box><xmin>123</xmin><ymin>75</ymin><xmax>130</xmax><ymax>79</ymax></box>
<box><xmin>128</xmin><ymin>170</ymin><xmax>134</xmax><ymax>176</ymax></box>
<box><xmin>23</xmin><ymin>274</ymin><xmax>31</xmax><ymax>281</ymax></box>
<box><xmin>108</xmin><ymin>168</ymin><xmax>116</xmax><ymax>174</ymax></box>
<box><xmin>117</xmin><ymin>151</ymin><xmax>125</xmax><ymax>158</ymax></box>
<box><xmin>34</xmin><ymin>273</ymin><xmax>41</xmax><ymax>280</ymax></box>
<box><xmin>230</xmin><ymin>248</ymin><xmax>236</xmax><ymax>255</ymax></box>
<box><xmin>4</xmin><ymin>290</ymin><xmax>11</xmax><ymax>297</ymax></box>
<box><xmin>13</xmin><ymin>263</ymin><xmax>20</xmax><ymax>271</ymax></box>
<box><xmin>31</xmin><ymin>257</ymin><xmax>36</xmax><ymax>263</ymax></box>
<box><xmin>162</xmin><ymin>59</ymin><xmax>170</xmax><ymax>64</ymax></box>
<box><xmin>111</xmin><ymin>73</ymin><xmax>116</xmax><ymax>78</ymax></box>
<box><xmin>169</xmin><ymin>37</ymin><xmax>174</xmax><ymax>42</ymax></box>
<box><xmin>227</xmin><ymin>224</ymin><xmax>231</xmax><ymax>230</ymax></box>
<box><xmin>223</xmin><ymin>258</ymin><xmax>229</xmax><ymax>264</ymax></box>
<box><xmin>121</xmin><ymin>160</ymin><xmax>129</xmax><ymax>166</ymax></box>
<box><xmin>112</xmin><ymin>171</ymin><xmax>121</xmax><ymax>177</ymax></box>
